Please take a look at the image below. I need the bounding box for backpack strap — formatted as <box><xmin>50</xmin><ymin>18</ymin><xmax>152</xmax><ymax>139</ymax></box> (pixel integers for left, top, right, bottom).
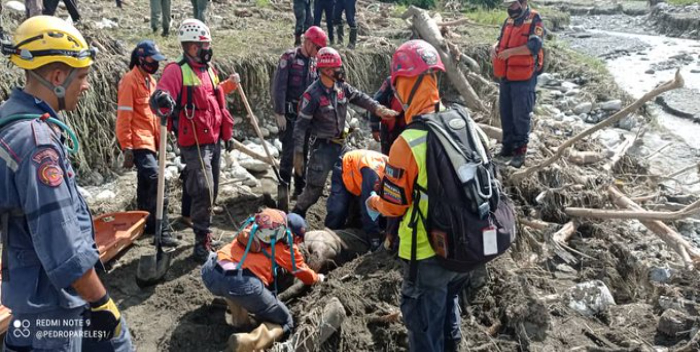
<box><xmin>408</xmin><ymin>183</ymin><xmax>428</xmax><ymax>283</ymax></box>
<box><xmin>1</xmin><ymin>211</ymin><xmax>10</xmax><ymax>281</ymax></box>
<box><xmin>270</xmin><ymin>236</ymin><xmax>278</xmax><ymax>296</ymax></box>
<box><xmin>237</xmin><ymin>223</ymin><xmax>259</xmax><ymax>270</ymax></box>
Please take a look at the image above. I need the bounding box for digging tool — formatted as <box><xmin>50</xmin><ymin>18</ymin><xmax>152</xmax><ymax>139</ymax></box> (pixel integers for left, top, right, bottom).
<box><xmin>235</xmin><ymin>83</ymin><xmax>290</xmax><ymax>212</ymax></box>
<box><xmin>136</xmin><ymin>100</ymin><xmax>175</xmax><ymax>288</ymax></box>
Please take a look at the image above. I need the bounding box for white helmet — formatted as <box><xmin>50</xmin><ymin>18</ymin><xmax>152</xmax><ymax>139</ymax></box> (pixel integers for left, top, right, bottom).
<box><xmin>177</xmin><ymin>19</ymin><xmax>211</xmax><ymax>43</ymax></box>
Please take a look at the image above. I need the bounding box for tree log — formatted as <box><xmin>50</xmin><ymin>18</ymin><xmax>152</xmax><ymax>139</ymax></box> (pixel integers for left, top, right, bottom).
<box><xmin>607</xmin><ymin>186</ymin><xmax>700</xmax><ymax>268</ymax></box>
<box><xmin>552</xmin><ymin>222</ymin><xmax>576</xmax><ymax>243</ymax></box>
<box><xmin>402</xmin><ymin>6</ymin><xmax>488</xmax><ymax>112</ymax></box>
<box><xmin>511</xmin><ymin>70</ymin><xmax>684</xmax><ymax>182</ymax></box>
<box><xmin>232</xmin><ymin>140</ymin><xmax>276</xmax><ymax>166</ymax></box>
<box><xmin>567</xmin><ymin>150</ymin><xmax>604</xmax><ymax>165</ymax></box>
<box><xmin>477</xmin><ymin>123</ymin><xmax>503</xmax><ymax>142</ymax></box>
<box><xmin>603</xmin><ymin>136</ymin><xmax>633</xmax><ymax>171</ymax></box>
<box><xmin>565</xmin><ymin>198</ymin><xmax>700</xmax><ymax>221</ymax></box>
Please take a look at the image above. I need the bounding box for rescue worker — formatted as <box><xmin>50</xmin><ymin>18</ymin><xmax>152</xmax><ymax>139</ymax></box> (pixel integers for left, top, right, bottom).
<box><xmin>313</xmin><ymin>0</ymin><xmax>334</xmax><ymax>44</ymax></box>
<box><xmin>0</xmin><ymin>16</ymin><xmax>132</xmax><ymax>350</ymax></box>
<box><xmin>152</xmin><ymin>19</ymin><xmax>240</xmax><ymax>263</ymax></box>
<box><xmin>271</xmin><ymin>26</ymin><xmax>327</xmax><ymax>199</ymax></box>
<box><xmin>333</xmin><ymin>0</ymin><xmax>358</xmax><ymax>49</ymax></box>
<box><xmin>191</xmin><ymin>0</ymin><xmax>209</xmax><ymax>22</ymax></box>
<box><xmin>291</xmin><ymin>47</ymin><xmax>398</xmax><ymax>217</ymax></box>
<box><xmin>491</xmin><ymin>0</ymin><xmax>545</xmax><ymax>168</ymax></box>
<box><xmin>366</xmin><ymin>40</ymin><xmax>470</xmax><ymax>352</ymax></box>
<box><xmin>201</xmin><ymin>209</ymin><xmax>323</xmax><ymax>338</ymax></box>
<box><xmin>325</xmin><ymin>149</ymin><xmax>387</xmax><ymax>250</ymax></box>
<box><xmin>293</xmin><ymin>0</ymin><xmax>313</xmax><ymax>46</ymax></box>
<box><xmin>150</xmin><ymin>0</ymin><xmax>171</xmax><ymax>36</ymax></box>
<box><xmin>116</xmin><ymin>40</ymin><xmax>179</xmax><ymax>247</ymax></box>
<box><xmin>369</xmin><ymin>76</ymin><xmax>405</xmax><ymax>155</ymax></box>
<box><xmin>43</xmin><ymin>0</ymin><xmax>81</xmax><ymax>24</ymax></box>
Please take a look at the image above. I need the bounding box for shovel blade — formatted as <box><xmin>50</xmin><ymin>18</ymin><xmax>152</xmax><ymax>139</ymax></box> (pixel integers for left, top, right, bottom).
<box><xmin>135</xmin><ymin>248</ymin><xmax>174</xmax><ymax>288</ymax></box>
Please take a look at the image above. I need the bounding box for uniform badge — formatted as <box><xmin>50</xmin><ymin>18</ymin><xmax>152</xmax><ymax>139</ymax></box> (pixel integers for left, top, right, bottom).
<box><xmin>300</xmin><ymin>94</ymin><xmax>311</xmax><ymax>111</ymax></box>
<box><xmin>381</xmin><ymin>179</ymin><xmax>406</xmax><ymax>205</ymax></box>
<box><xmin>279</xmin><ymin>58</ymin><xmax>288</xmax><ymax>69</ymax></box>
<box><xmin>38</xmin><ymin>162</ymin><xmax>63</xmax><ymax>187</ymax></box>
<box><xmin>337</xmin><ymin>90</ymin><xmax>345</xmax><ymax>101</ymax></box>
<box><xmin>32</xmin><ymin>148</ymin><xmax>59</xmax><ymax>164</ymax></box>
<box><xmin>319</xmin><ymin>96</ymin><xmax>330</xmax><ymax>107</ymax></box>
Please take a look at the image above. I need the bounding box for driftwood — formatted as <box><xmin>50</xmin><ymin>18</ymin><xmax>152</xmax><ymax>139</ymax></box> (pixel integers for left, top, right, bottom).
<box><xmin>296</xmin><ymin>297</ymin><xmax>347</xmax><ymax>352</ymax></box>
<box><xmin>567</xmin><ymin>150</ymin><xmax>604</xmax><ymax>165</ymax></box>
<box><xmin>366</xmin><ymin>312</ymin><xmax>401</xmax><ymax>325</ymax></box>
<box><xmin>565</xmin><ymin>197</ymin><xmax>700</xmax><ymax>221</ymax></box>
<box><xmin>402</xmin><ymin>6</ymin><xmax>488</xmax><ymax>112</ymax></box>
<box><xmin>233</xmin><ymin>139</ymin><xmax>276</xmax><ymax>166</ymax></box>
<box><xmin>511</xmin><ymin>70</ymin><xmax>685</xmax><ymax>182</ymax></box>
<box><xmin>603</xmin><ymin>136</ymin><xmax>633</xmax><ymax>171</ymax></box>
<box><xmin>478</xmin><ymin>123</ymin><xmax>503</xmax><ymax>142</ymax></box>
<box><xmin>608</xmin><ymin>186</ymin><xmax>700</xmax><ymax>268</ymax></box>
<box><xmin>553</xmin><ymin>221</ymin><xmax>576</xmax><ymax>243</ymax></box>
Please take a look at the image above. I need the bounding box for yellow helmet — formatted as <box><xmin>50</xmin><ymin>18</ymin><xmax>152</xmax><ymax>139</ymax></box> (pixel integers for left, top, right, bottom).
<box><xmin>3</xmin><ymin>16</ymin><xmax>97</xmax><ymax>70</ymax></box>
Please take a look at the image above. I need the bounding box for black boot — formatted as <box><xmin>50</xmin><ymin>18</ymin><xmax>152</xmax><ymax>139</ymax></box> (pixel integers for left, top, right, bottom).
<box><xmin>336</xmin><ymin>25</ymin><xmax>344</xmax><ymax>46</ymax></box>
<box><xmin>193</xmin><ymin>232</ymin><xmax>213</xmax><ymax>263</ymax></box>
<box><xmin>294</xmin><ymin>34</ymin><xmax>301</xmax><ymax>46</ymax></box>
<box><xmin>497</xmin><ymin>144</ymin><xmax>514</xmax><ymax>158</ymax></box>
<box><xmin>348</xmin><ymin>27</ymin><xmax>357</xmax><ymax>49</ymax></box>
<box><xmin>156</xmin><ymin>231</ymin><xmax>180</xmax><ymax>247</ymax></box>
<box><xmin>509</xmin><ymin>145</ymin><xmax>527</xmax><ymax>168</ymax></box>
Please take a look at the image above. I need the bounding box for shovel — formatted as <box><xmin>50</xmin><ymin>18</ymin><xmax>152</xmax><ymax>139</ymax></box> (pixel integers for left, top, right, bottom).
<box><xmin>235</xmin><ymin>83</ymin><xmax>290</xmax><ymax>212</ymax></box>
<box><xmin>136</xmin><ymin>105</ymin><xmax>175</xmax><ymax>288</ymax></box>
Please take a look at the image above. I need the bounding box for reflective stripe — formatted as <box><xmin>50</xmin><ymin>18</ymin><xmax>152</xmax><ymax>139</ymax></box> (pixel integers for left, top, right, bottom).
<box><xmin>117</xmin><ymin>106</ymin><xmax>133</xmax><ymax>111</ymax></box>
<box><xmin>0</xmin><ymin>147</ymin><xmax>18</xmax><ymax>172</ymax></box>
<box><xmin>408</xmin><ymin>136</ymin><xmax>427</xmax><ymax>147</ymax></box>
<box><xmin>299</xmin><ymin>112</ymin><xmax>313</xmax><ymax>120</ymax></box>
<box><xmin>419</xmin><ymin>191</ymin><xmax>428</xmax><ymax>201</ymax></box>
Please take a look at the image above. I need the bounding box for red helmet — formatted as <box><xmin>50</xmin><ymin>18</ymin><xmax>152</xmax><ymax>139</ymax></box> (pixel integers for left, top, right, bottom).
<box><xmin>390</xmin><ymin>40</ymin><xmax>445</xmax><ymax>85</ymax></box>
<box><xmin>304</xmin><ymin>26</ymin><xmax>328</xmax><ymax>48</ymax></box>
<box><xmin>316</xmin><ymin>47</ymin><xmax>342</xmax><ymax>68</ymax></box>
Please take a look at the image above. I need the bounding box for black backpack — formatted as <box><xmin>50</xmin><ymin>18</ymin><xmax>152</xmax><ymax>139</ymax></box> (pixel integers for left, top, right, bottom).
<box><xmin>407</xmin><ymin>106</ymin><xmax>516</xmax><ymax>277</ymax></box>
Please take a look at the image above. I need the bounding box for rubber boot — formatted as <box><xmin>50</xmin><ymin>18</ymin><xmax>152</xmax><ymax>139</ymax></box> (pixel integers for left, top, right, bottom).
<box><xmin>294</xmin><ymin>34</ymin><xmax>301</xmax><ymax>46</ymax></box>
<box><xmin>193</xmin><ymin>232</ymin><xmax>213</xmax><ymax>263</ymax></box>
<box><xmin>509</xmin><ymin>145</ymin><xmax>527</xmax><ymax>169</ymax></box>
<box><xmin>227</xmin><ymin>322</ymin><xmax>284</xmax><ymax>352</ymax></box>
<box><xmin>347</xmin><ymin>27</ymin><xmax>357</xmax><ymax>49</ymax></box>
<box><xmin>225</xmin><ymin>299</ymin><xmax>255</xmax><ymax>329</ymax></box>
<box><xmin>336</xmin><ymin>25</ymin><xmax>344</xmax><ymax>46</ymax></box>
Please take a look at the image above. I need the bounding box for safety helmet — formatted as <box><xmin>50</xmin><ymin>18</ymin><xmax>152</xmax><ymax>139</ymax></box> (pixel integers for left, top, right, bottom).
<box><xmin>177</xmin><ymin>19</ymin><xmax>212</xmax><ymax>43</ymax></box>
<box><xmin>390</xmin><ymin>40</ymin><xmax>444</xmax><ymax>85</ymax></box>
<box><xmin>316</xmin><ymin>47</ymin><xmax>342</xmax><ymax>68</ymax></box>
<box><xmin>2</xmin><ymin>16</ymin><xmax>96</xmax><ymax>70</ymax></box>
<box><xmin>304</xmin><ymin>26</ymin><xmax>328</xmax><ymax>48</ymax></box>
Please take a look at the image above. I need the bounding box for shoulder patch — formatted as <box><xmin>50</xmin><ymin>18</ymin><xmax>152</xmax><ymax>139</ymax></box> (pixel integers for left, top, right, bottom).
<box><xmin>32</xmin><ymin>148</ymin><xmax>60</xmax><ymax>164</ymax></box>
<box><xmin>300</xmin><ymin>93</ymin><xmax>311</xmax><ymax>111</ymax></box>
<box><xmin>380</xmin><ymin>178</ymin><xmax>407</xmax><ymax>205</ymax></box>
<box><xmin>384</xmin><ymin>164</ymin><xmax>404</xmax><ymax>179</ymax></box>
<box><xmin>38</xmin><ymin>161</ymin><xmax>63</xmax><ymax>187</ymax></box>
<box><xmin>534</xmin><ymin>26</ymin><xmax>544</xmax><ymax>37</ymax></box>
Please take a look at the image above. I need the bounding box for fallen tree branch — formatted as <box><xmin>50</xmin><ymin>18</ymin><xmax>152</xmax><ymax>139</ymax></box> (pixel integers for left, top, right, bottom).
<box><xmin>402</xmin><ymin>6</ymin><xmax>488</xmax><ymax>112</ymax></box>
<box><xmin>552</xmin><ymin>221</ymin><xmax>576</xmax><ymax>243</ymax></box>
<box><xmin>233</xmin><ymin>139</ymin><xmax>276</xmax><ymax>166</ymax></box>
<box><xmin>511</xmin><ymin>70</ymin><xmax>684</xmax><ymax>182</ymax></box>
<box><xmin>603</xmin><ymin>136</ymin><xmax>633</xmax><ymax>171</ymax></box>
<box><xmin>564</xmin><ymin>198</ymin><xmax>700</xmax><ymax>221</ymax></box>
<box><xmin>478</xmin><ymin>123</ymin><xmax>502</xmax><ymax>142</ymax></box>
<box><xmin>567</xmin><ymin>150</ymin><xmax>604</xmax><ymax>165</ymax></box>
<box><xmin>607</xmin><ymin>186</ymin><xmax>700</xmax><ymax>268</ymax></box>
<box><xmin>668</xmin><ymin>162</ymin><xmax>700</xmax><ymax>179</ymax></box>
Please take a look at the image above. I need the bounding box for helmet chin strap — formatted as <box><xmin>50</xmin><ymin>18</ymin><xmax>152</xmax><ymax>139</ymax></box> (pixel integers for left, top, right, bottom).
<box><xmin>28</xmin><ymin>68</ymin><xmax>78</xmax><ymax>111</ymax></box>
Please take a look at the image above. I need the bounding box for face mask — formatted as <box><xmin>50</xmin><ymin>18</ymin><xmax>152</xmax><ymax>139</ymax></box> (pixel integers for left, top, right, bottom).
<box><xmin>197</xmin><ymin>47</ymin><xmax>213</xmax><ymax>64</ymax></box>
<box><xmin>332</xmin><ymin>68</ymin><xmax>345</xmax><ymax>82</ymax></box>
<box><xmin>141</xmin><ymin>59</ymin><xmax>160</xmax><ymax>74</ymax></box>
<box><xmin>508</xmin><ymin>7</ymin><xmax>523</xmax><ymax>18</ymax></box>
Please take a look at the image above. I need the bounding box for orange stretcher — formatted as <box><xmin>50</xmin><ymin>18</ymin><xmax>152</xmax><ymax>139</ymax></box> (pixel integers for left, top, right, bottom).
<box><xmin>0</xmin><ymin>211</ymin><xmax>149</xmax><ymax>334</ymax></box>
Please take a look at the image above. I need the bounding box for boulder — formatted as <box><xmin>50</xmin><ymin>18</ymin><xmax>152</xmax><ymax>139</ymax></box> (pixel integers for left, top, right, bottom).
<box><xmin>563</xmin><ymin>280</ymin><xmax>616</xmax><ymax>317</ymax></box>
<box><xmin>260</xmin><ymin>127</ymin><xmax>271</xmax><ymax>138</ymax></box>
<box><xmin>95</xmin><ymin>190</ymin><xmax>117</xmax><ymax>202</ymax></box>
<box><xmin>649</xmin><ymin>267</ymin><xmax>675</xmax><ymax>284</ymax></box>
<box><xmin>657</xmin><ymin>309</ymin><xmax>693</xmax><ymax>337</ymax></box>
<box><xmin>573</xmin><ymin>102</ymin><xmax>593</xmax><ymax>115</ymax></box>
<box><xmin>5</xmin><ymin>1</ymin><xmax>26</xmax><ymax>13</ymax></box>
<box><xmin>600</xmin><ymin>100</ymin><xmax>623</xmax><ymax>111</ymax></box>
<box><xmin>560</xmin><ymin>81</ymin><xmax>579</xmax><ymax>93</ymax></box>
<box><xmin>239</xmin><ymin>159</ymin><xmax>269</xmax><ymax>173</ymax></box>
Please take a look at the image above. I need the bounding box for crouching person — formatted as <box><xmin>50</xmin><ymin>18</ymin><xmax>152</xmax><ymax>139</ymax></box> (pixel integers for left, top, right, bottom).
<box><xmin>201</xmin><ymin>209</ymin><xmax>324</xmax><ymax>350</ymax></box>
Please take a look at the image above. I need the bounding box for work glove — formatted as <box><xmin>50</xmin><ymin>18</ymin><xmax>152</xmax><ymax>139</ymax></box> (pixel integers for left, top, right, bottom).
<box><xmin>85</xmin><ymin>293</ymin><xmax>122</xmax><ymax>341</ymax></box>
<box><xmin>293</xmin><ymin>152</ymin><xmax>305</xmax><ymax>177</ymax></box>
<box><xmin>225</xmin><ymin>139</ymin><xmax>235</xmax><ymax>152</ymax></box>
<box><xmin>317</xmin><ymin>273</ymin><xmax>326</xmax><ymax>283</ymax></box>
<box><xmin>275</xmin><ymin>114</ymin><xmax>287</xmax><ymax>133</ymax></box>
<box><xmin>365</xmin><ymin>191</ymin><xmax>380</xmax><ymax>222</ymax></box>
<box><xmin>375</xmin><ymin>105</ymin><xmax>399</xmax><ymax>120</ymax></box>
<box><xmin>150</xmin><ymin>90</ymin><xmax>175</xmax><ymax>118</ymax></box>
<box><xmin>372</xmin><ymin>131</ymin><xmax>381</xmax><ymax>142</ymax></box>
<box><xmin>229</xmin><ymin>73</ymin><xmax>241</xmax><ymax>84</ymax></box>
<box><xmin>122</xmin><ymin>149</ymin><xmax>134</xmax><ymax>169</ymax></box>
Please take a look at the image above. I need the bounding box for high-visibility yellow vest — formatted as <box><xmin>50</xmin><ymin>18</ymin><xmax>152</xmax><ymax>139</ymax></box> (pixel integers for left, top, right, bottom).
<box><xmin>397</xmin><ymin>128</ymin><xmax>435</xmax><ymax>261</ymax></box>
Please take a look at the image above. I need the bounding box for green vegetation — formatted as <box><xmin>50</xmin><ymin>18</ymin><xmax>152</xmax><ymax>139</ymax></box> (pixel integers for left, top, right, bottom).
<box><xmin>667</xmin><ymin>0</ymin><xmax>700</xmax><ymax>5</ymax></box>
<box><xmin>255</xmin><ymin>0</ymin><xmax>271</xmax><ymax>8</ymax></box>
<box><xmin>464</xmin><ymin>9</ymin><xmax>508</xmax><ymax>25</ymax></box>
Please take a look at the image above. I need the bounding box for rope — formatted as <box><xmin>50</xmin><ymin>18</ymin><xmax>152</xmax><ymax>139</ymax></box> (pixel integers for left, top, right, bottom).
<box><xmin>189</xmin><ymin>119</ymin><xmax>215</xmax><ymax>216</ymax></box>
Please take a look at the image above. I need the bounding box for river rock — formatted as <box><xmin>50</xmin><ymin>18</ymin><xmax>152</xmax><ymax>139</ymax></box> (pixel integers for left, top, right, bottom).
<box><xmin>600</xmin><ymin>100</ymin><xmax>623</xmax><ymax>111</ymax></box>
<box><xmin>239</xmin><ymin>158</ymin><xmax>268</xmax><ymax>173</ymax></box>
<box><xmin>563</xmin><ymin>280</ymin><xmax>616</xmax><ymax>317</ymax></box>
<box><xmin>657</xmin><ymin>309</ymin><xmax>693</xmax><ymax>337</ymax></box>
<box><xmin>560</xmin><ymin>82</ymin><xmax>579</xmax><ymax>93</ymax></box>
<box><xmin>5</xmin><ymin>1</ymin><xmax>26</xmax><ymax>13</ymax></box>
<box><xmin>273</xmin><ymin>139</ymin><xmax>283</xmax><ymax>152</ymax></box>
<box><xmin>691</xmin><ymin>69</ymin><xmax>700</xmax><ymax>74</ymax></box>
<box><xmin>537</xmin><ymin>73</ymin><xmax>554</xmax><ymax>86</ymax></box>
<box><xmin>166</xmin><ymin>152</ymin><xmax>176</xmax><ymax>160</ymax></box>
<box><xmin>645</xmin><ymin>69</ymin><xmax>655</xmax><ymax>74</ymax></box>
<box><xmin>268</xmin><ymin>124</ymin><xmax>279</xmax><ymax>135</ymax></box>
<box><xmin>260</xmin><ymin>127</ymin><xmax>271</xmax><ymax>138</ymax></box>
<box><xmin>617</xmin><ymin>116</ymin><xmax>637</xmax><ymax>131</ymax></box>
<box><xmin>573</xmin><ymin>102</ymin><xmax>593</xmax><ymax>115</ymax></box>
<box><xmin>78</xmin><ymin>186</ymin><xmax>93</xmax><ymax>201</ymax></box>
<box><xmin>649</xmin><ymin>267</ymin><xmax>675</xmax><ymax>284</ymax></box>
<box><xmin>565</xmin><ymin>89</ymin><xmax>580</xmax><ymax>97</ymax></box>
<box><xmin>95</xmin><ymin>190</ymin><xmax>117</xmax><ymax>202</ymax></box>
<box><xmin>83</xmin><ymin>170</ymin><xmax>104</xmax><ymax>186</ymax></box>
<box><xmin>96</xmin><ymin>18</ymin><xmax>118</xmax><ymax>29</ymax></box>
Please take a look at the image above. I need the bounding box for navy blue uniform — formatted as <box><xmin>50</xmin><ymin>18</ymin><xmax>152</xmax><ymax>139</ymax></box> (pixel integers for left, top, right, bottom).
<box><xmin>291</xmin><ymin>80</ymin><xmax>379</xmax><ymax>216</ymax></box>
<box><xmin>0</xmin><ymin>88</ymin><xmax>132</xmax><ymax>351</ymax></box>
<box><xmin>271</xmin><ymin>48</ymin><xmax>317</xmax><ymax>195</ymax></box>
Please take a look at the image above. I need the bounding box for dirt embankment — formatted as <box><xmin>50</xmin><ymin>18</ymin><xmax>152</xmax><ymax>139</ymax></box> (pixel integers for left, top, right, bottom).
<box><xmin>649</xmin><ymin>3</ymin><xmax>700</xmax><ymax>40</ymax></box>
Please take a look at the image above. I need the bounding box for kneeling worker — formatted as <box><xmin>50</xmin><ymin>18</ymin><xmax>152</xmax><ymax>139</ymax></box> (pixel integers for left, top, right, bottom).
<box><xmin>201</xmin><ymin>209</ymin><xmax>324</xmax><ymax>350</ymax></box>
<box><xmin>325</xmin><ymin>149</ymin><xmax>387</xmax><ymax>250</ymax></box>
